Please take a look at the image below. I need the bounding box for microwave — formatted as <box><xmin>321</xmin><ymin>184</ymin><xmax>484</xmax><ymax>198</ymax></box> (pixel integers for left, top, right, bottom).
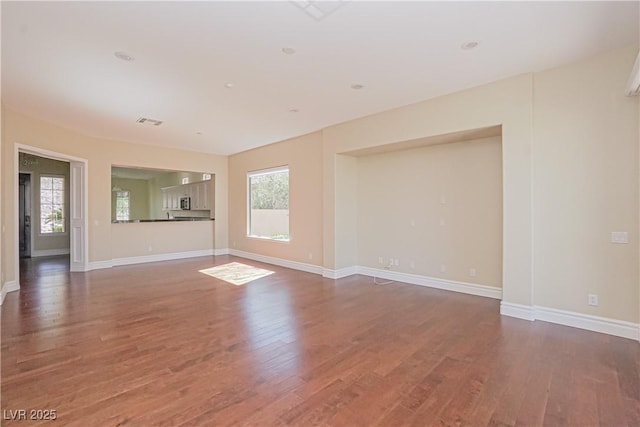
<box><xmin>180</xmin><ymin>196</ymin><xmax>191</xmax><ymax>210</ymax></box>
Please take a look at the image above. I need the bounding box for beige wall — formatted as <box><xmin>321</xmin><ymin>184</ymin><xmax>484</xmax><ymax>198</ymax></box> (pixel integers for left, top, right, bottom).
<box><xmin>334</xmin><ymin>154</ymin><xmax>358</xmax><ymax>270</ymax></box>
<box><xmin>1</xmin><ymin>103</ymin><xmax>4</xmax><ymax>288</ymax></box>
<box><xmin>229</xmin><ymin>45</ymin><xmax>638</xmax><ymax>323</ymax></box>
<box><xmin>356</xmin><ymin>136</ymin><xmax>503</xmax><ymax>287</ymax></box>
<box><xmin>228</xmin><ymin>132</ymin><xmax>323</xmax><ymax>265</ymax></box>
<box><xmin>111</xmin><ymin>221</ymin><xmax>215</xmax><ymax>259</ymax></box>
<box><xmin>532</xmin><ymin>47</ymin><xmax>639</xmax><ymax>321</ymax></box>
<box><xmin>2</xmin><ymin>45</ymin><xmax>638</xmax><ymax>325</ymax></box>
<box><xmin>1</xmin><ymin>109</ymin><xmax>228</xmax><ymax>286</ymax></box>
<box><xmin>19</xmin><ymin>153</ymin><xmax>71</xmax><ymax>254</ymax></box>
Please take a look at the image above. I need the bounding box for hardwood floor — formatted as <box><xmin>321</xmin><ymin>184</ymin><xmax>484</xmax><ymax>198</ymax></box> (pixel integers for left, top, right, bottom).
<box><xmin>2</xmin><ymin>255</ymin><xmax>638</xmax><ymax>426</ymax></box>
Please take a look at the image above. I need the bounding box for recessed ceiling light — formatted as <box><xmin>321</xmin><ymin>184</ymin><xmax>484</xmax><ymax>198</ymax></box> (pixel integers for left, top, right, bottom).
<box><xmin>461</xmin><ymin>41</ymin><xmax>479</xmax><ymax>51</ymax></box>
<box><xmin>114</xmin><ymin>51</ymin><xmax>134</xmax><ymax>61</ymax></box>
<box><xmin>224</xmin><ymin>82</ymin><xmax>234</xmax><ymax>88</ymax></box>
<box><xmin>282</xmin><ymin>47</ymin><xmax>296</xmax><ymax>55</ymax></box>
<box><xmin>289</xmin><ymin>108</ymin><xmax>299</xmax><ymax>113</ymax></box>
<box><xmin>350</xmin><ymin>84</ymin><xmax>364</xmax><ymax>90</ymax></box>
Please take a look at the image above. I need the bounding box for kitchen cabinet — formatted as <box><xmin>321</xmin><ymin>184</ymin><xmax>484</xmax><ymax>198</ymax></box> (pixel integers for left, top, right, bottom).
<box><xmin>161</xmin><ymin>180</ymin><xmax>211</xmax><ymax>211</ymax></box>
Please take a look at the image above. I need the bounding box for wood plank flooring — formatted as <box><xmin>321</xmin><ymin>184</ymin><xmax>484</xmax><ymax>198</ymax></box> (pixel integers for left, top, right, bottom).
<box><xmin>2</xmin><ymin>255</ymin><xmax>638</xmax><ymax>426</ymax></box>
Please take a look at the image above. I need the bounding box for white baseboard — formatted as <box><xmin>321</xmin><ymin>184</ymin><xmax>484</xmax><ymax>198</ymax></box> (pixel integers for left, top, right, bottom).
<box><xmin>87</xmin><ymin>260</ymin><xmax>115</xmax><ymax>271</ymax></box>
<box><xmin>87</xmin><ymin>248</ymin><xmax>230</xmax><ymax>271</ymax></box>
<box><xmin>535</xmin><ymin>306</ymin><xmax>639</xmax><ymax>341</ymax></box>
<box><xmin>500</xmin><ymin>301</ymin><xmax>640</xmax><ymax>341</ymax></box>
<box><xmin>358</xmin><ymin>266</ymin><xmax>503</xmax><ymax>300</ymax></box>
<box><xmin>322</xmin><ymin>266</ymin><xmax>358</xmax><ymax>279</ymax></box>
<box><xmin>31</xmin><ymin>248</ymin><xmax>70</xmax><ymax>258</ymax></box>
<box><xmin>228</xmin><ymin>249</ymin><xmax>323</xmax><ymax>275</ymax></box>
<box><xmin>500</xmin><ymin>301</ymin><xmax>535</xmax><ymax>321</ymax></box>
<box><xmin>112</xmin><ymin>249</ymin><xmax>215</xmax><ymax>267</ymax></box>
<box><xmin>0</xmin><ymin>281</ymin><xmax>19</xmax><ymax>305</ymax></box>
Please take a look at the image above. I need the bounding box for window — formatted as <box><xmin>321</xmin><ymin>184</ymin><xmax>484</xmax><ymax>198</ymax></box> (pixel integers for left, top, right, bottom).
<box><xmin>40</xmin><ymin>176</ymin><xmax>65</xmax><ymax>234</ymax></box>
<box><xmin>115</xmin><ymin>190</ymin><xmax>131</xmax><ymax>221</ymax></box>
<box><xmin>248</xmin><ymin>166</ymin><xmax>289</xmax><ymax>241</ymax></box>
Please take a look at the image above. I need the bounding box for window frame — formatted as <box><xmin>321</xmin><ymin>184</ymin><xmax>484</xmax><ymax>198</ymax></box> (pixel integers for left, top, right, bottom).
<box><xmin>246</xmin><ymin>165</ymin><xmax>290</xmax><ymax>242</ymax></box>
<box><xmin>39</xmin><ymin>174</ymin><xmax>67</xmax><ymax>236</ymax></box>
<box><xmin>115</xmin><ymin>190</ymin><xmax>131</xmax><ymax>221</ymax></box>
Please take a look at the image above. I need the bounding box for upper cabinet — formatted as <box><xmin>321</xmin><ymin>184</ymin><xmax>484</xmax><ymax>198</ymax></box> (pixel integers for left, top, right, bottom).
<box><xmin>161</xmin><ymin>180</ymin><xmax>211</xmax><ymax>211</ymax></box>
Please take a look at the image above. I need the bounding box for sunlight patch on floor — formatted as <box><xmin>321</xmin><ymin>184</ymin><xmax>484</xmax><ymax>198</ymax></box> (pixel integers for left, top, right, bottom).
<box><xmin>199</xmin><ymin>262</ymin><xmax>275</xmax><ymax>286</ymax></box>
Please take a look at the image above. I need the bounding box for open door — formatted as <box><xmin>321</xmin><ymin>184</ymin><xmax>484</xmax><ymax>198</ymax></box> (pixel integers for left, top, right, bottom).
<box><xmin>69</xmin><ymin>161</ymin><xmax>87</xmax><ymax>272</ymax></box>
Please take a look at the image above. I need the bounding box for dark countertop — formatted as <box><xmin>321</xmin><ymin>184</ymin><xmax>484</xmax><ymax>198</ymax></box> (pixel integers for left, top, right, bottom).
<box><xmin>112</xmin><ymin>218</ymin><xmax>214</xmax><ymax>223</ymax></box>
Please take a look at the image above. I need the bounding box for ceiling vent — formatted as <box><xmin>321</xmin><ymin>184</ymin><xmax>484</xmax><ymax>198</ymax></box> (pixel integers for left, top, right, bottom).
<box><xmin>625</xmin><ymin>51</ymin><xmax>640</xmax><ymax>97</ymax></box>
<box><xmin>136</xmin><ymin>117</ymin><xmax>163</xmax><ymax>126</ymax></box>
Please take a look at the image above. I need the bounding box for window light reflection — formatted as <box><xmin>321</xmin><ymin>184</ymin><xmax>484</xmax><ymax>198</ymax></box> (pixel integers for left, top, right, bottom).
<box><xmin>199</xmin><ymin>262</ymin><xmax>275</xmax><ymax>286</ymax></box>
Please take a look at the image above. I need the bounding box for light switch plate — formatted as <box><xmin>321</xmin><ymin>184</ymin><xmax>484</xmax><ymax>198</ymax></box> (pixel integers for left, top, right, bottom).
<box><xmin>611</xmin><ymin>232</ymin><xmax>629</xmax><ymax>244</ymax></box>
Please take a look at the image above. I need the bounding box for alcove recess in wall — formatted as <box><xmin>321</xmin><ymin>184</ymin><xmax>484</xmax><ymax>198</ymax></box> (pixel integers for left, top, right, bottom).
<box><xmin>343</xmin><ymin>125</ymin><xmax>504</xmax><ymax>288</ymax></box>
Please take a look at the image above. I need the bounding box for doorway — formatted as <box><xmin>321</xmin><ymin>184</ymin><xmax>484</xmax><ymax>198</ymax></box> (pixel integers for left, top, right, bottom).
<box><xmin>19</xmin><ymin>173</ymin><xmax>32</xmax><ymax>258</ymax></box>
<box><xmin>12</xmin><ymin>144</ymin><xmax>88</xmax><ymax>293</ymax></box>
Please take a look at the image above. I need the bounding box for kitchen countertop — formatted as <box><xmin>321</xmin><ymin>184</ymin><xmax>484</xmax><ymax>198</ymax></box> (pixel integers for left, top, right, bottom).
<box><xmin>112</xmin><ymin>218</ymin><xmax>214</xmax><ymax>223</ymax></box>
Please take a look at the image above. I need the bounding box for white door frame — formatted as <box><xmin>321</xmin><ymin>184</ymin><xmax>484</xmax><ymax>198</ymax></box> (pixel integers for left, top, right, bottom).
<box><xmin>14</xmin><ymin>144</ymin><xmax>89</xmax><ymax>289</ymax></box>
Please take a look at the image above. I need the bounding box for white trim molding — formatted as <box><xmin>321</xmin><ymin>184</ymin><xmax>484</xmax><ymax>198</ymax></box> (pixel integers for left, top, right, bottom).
<box><xmin>87</xmin><ymin>260</ymin><xmax>115</xmax><ymax>271</ymax></box>
<box><xmin>228</xmin><ymin>249</ymin><xmax>323</xmax><ymax>275</ymax></box>
<box><xmin>1</xmin><ymin>281</ymin><xmax>20</xmax><ymax>305</ymax></box>
<box><xmin>112</xmin><ymin>249</ymin><xmax>215</xmax><ymax>267</ymax></box>
<box><xmin>31</xmin><ymin>248</ymin><xmax>70</xmax><ymax>258</ymax></box>
<box><xmin>536</xmin><ymin>306</ymin><xmax>640</xmax><ymax>341</ymax></box>
<box><xmin>86</xmin><ymin>249</ymin><xmax>216</xmax><ymax>271</ymax></box>
<box><xmin>501</xmin><ymin>302</ymin><xmax>640</xmax><ymax>341</ymax></box>
<box><xmin>214</xmin><ymin>248</ymin><xmax>230</xmax><ymax>256</ymax></box>
<box><xmin>500</xmin><ymin>302</ymin><xmax>535</xmax><ymax>321</ymax></box>
<box><xmin>358</xmin><ymin>266</ymin><xmax>503</xmax><ymax>299</ymax></box>
<box><xmin>322</xmin><ymin>266</ymin><xmax>358</xmax><ymax>279</ymax></box>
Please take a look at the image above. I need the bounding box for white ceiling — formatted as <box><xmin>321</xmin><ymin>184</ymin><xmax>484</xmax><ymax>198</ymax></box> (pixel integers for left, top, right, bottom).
<box><xmin>2</xmin><ymin>1</ymin><xmax>638</xmax><ymax>155</ymax></box>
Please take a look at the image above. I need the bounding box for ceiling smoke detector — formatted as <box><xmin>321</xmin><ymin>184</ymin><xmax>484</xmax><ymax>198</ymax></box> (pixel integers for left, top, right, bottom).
<box><xmin>136</xmin><ymin>117</ymin><xmax>163</xmax><ymax>126</ymax></box>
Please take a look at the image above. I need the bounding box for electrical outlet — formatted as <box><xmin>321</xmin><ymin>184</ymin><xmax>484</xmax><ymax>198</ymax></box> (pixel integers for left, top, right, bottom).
<box><xmin>469</xmin><ymin>268</ymin><xmax>476</xmax><ymax>277</ymax></box>
<box><xmin>394</xmin><ymin>259</ymin><xmax>399</xmax><ymax>266</ymax></box>
<box><xmin>308</xmin><ymin>252</ymin><xmax>313</xmax><ymax>260</ymax></box>
<box><xmin>440</xmin><ymin>264</ymin><xmax>446</xmax><ymax>273</ymax></box>
<box><xmin>378</xmin><ymin>257</ymin><xmax>383</xmax><ymax>264</ymax></box>
<box><xmin>611</xmin><ymin>232</ymin><xmax>629</xmax><ymax>244</ymax></box>
<box><xmin>588</xmin><ymin>294</ymin><xmax>599</xmax><ymax>306</ymax></box>
<box><xmin>440</xmin><ymin>219</ymin><xmax>445</xmax><ymax>226</ymax></box>
<box><xmin>409</xmin><ymin>261</ymin><xmax>415</xmax><ymax>269</ymax></box>
<box><xmin>148</xmin><ymin>245</ymin><xmax>153</xmax><ymax>252</ymax></box>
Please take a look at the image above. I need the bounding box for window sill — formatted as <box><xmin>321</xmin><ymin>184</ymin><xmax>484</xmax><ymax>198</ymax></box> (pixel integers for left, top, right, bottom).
<box><xmin>246</xmin><ymin>235</ymin><xmax>291</xmax><ymax>243</ymax></box>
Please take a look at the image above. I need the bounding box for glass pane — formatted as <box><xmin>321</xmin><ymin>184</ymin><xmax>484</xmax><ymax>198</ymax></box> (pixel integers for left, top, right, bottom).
<box><xmin>53</xmin><ymin>178</ymin><xmax>64</xmax><ymax>191</ymax></box>
<box><xmin>248</xmin><ymin>169</ymin><xmax>289</xmax><ymax>240</ymax></box>
<box><xmin>53</xmin><ymin>191</ymin><xmax>63</xmax><ymax>205</ymax></box>
<box><xmin>40</xmin><ymin>177</ymin><xmax>52</xmax><ymax>190</ymax></box>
